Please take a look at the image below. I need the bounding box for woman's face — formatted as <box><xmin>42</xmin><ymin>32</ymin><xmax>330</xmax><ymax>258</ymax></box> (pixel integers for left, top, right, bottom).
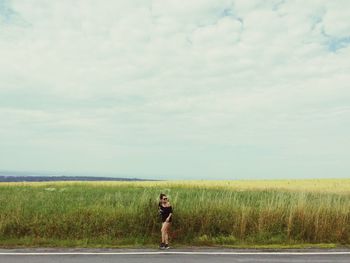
<box><xmin>161</xmin><ymin>196</ymin><xmax>168</xmax><ymax>203</ymax></box>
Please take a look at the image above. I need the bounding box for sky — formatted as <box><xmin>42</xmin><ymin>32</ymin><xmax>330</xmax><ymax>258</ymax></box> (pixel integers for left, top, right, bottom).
<box><xmin>0</xmin><ymin>0</ymin><xmax>349</xmax><ymax>180</ymax></box>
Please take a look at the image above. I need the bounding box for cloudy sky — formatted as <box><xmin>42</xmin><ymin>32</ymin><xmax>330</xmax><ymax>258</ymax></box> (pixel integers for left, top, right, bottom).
<box><xmin>0</xmin><ymin>0</ymin><xmax>349</xmax><ymax>180</ymax></box>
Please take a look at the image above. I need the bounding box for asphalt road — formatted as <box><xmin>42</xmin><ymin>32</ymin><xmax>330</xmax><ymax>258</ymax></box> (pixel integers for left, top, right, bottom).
<box><xmin>1</xmin><ymin>248</ymin><xmax>349</xmax><ymax>263</ymax></box>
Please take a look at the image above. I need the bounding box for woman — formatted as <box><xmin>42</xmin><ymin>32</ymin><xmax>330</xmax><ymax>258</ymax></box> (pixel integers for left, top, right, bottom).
<box><xmin>158</xmin><ymin>193</ymin><xmax>173</xmax><ymax>249</ymax></box>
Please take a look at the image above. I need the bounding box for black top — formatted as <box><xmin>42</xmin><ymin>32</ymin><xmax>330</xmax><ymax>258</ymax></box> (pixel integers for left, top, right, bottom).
<box><xmin>158</xmin><ymin>203</ymin><xmax>173</xmax><ymax>222</ymax></box>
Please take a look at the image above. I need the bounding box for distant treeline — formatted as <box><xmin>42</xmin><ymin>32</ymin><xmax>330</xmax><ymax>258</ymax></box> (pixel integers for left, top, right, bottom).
<box><xmin>0</xmin><ymin>175</ymin><xmax>151</xmax><ymax>182</ymax></box>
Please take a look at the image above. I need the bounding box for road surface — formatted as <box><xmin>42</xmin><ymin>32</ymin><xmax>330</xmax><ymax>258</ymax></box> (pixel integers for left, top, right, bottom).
<box><xmin>1</xmin><ymin>248</ymin><xmax>349</xmax><ymax>263</ymax></box>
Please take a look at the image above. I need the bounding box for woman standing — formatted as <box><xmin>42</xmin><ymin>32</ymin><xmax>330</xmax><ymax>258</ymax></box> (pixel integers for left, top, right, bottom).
<box><xmin>158</xmin><ymin>193</ymin><xmax>173</xmax><ymax>249</ymax></box>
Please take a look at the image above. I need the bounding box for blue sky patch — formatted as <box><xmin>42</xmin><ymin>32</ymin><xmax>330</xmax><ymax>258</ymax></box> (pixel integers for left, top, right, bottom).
<box><xmin>327</xmin><ymin>36</ymin><xmax>350</xmax><ymax>52</ymax></box>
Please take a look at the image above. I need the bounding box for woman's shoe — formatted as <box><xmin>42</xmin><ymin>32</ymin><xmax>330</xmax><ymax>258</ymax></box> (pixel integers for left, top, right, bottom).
<box><xmin>164</xmin><ymin>244</ymin><xmax>170</xmax><ymax>249</ymax></box>
<box><xmin>159</xmin><ymin>242</ymin><xmax>165</xmax><ymax>249</ymax></box>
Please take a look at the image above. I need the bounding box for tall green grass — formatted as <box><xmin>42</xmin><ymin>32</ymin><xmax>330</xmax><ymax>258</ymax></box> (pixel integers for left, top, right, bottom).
<box><xmin>0</xmin><ymin>181</ymin><xmax>349</xmax><ymax>247</ymax></box>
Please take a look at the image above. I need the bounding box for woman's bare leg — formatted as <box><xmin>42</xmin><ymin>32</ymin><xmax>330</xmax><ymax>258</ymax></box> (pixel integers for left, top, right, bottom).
<box><xmin>161</xmin><ymin>222</ymin><xmax>166</xmax><ymax>243</ymax></box>
<box><xmin>164</xmin><ymin>222</ymin><xmax>171</xmax><ymax>244</ymax></box>
<box><xmin>165</xmin><ymin>231</ymin><xmax>168</xmax><ymax>244</ymax></box>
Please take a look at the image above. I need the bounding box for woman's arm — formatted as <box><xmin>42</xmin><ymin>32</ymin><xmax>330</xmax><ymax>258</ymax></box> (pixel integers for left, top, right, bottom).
<box><xmin>165</xmin><ymin>213</ymin><xmax>172</xmax><ymax>222</ymax></box>
<box><xmin>165</xmin><ymin>205</ymin><xmax>173</xmax><ymax>222</ymax></box>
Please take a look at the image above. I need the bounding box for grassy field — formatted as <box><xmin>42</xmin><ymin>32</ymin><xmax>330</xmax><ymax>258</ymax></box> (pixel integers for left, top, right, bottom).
<box><xmin>0</xmin><ymin>179</ymin><xmax>349</xmax><ymax>248</ymax></box>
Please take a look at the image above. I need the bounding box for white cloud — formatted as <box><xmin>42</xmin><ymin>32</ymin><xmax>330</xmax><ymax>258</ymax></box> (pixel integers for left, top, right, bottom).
<box><xmin>323</xmin><ymin>1</ymin><xmax>350</xmax><ymax>37</ymax></box>
<box><xmin>0</xmin><ymin>0</ymin><xmax>349</xmax><ymax>179</ymax></box>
